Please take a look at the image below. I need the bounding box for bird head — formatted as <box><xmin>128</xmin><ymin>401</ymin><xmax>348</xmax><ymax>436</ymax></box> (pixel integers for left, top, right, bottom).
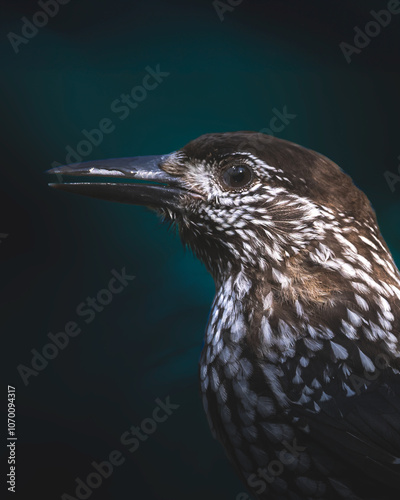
<box><xmin>48</xmin><ymin>132</ymin><xmax>381</xmax><ymax>282</ymax></box>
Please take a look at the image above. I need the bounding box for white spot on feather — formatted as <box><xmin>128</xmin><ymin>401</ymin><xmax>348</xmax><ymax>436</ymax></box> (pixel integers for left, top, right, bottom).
<box><xmin>330</xmin><ymin>341</ymin><xmax>348</xmax><ymax>360</ymax></box>
<box><xmin>231</xmin><ymin>314</ymin><xmax>245</xmax><ymax>342</ymax></box>
<box><xmin>358</xmin><ymin>349</ymin><xmax>375</xmax><ymax>373</ymax></box>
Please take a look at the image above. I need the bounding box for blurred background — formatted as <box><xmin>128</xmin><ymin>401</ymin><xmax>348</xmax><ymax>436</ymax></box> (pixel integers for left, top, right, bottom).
<box><xmin>1</xmin><ymin>0</ymin><xmax>400</xmax><ymax>498</ymax></box>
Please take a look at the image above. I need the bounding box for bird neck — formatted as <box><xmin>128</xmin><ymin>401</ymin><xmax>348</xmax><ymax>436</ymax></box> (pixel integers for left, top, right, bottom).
<box><xmin>207</xmin><ymin>242</ymin><xmax>400</xmax><ymax>364</ymax></box>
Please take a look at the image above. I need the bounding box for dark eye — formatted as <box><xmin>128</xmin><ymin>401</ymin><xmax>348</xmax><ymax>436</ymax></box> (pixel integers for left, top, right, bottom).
<box><xmin>221</xmin><ymin>164</ymin><xmax>253</xmax><ymax>189</ymax></box>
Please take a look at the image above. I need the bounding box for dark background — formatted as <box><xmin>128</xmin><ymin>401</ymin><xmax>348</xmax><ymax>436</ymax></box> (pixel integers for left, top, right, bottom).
<box><xmin>1</xmin><ymin>0</ymin><xmax>400</xmax><ymax>499</ymax></box>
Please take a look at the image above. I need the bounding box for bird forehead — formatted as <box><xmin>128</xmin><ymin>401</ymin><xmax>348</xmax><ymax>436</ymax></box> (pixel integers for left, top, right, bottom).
<box><xmin>180</xmin><ymin>131</ymin><xmax>283</xmax><ymax>160</ymax></box>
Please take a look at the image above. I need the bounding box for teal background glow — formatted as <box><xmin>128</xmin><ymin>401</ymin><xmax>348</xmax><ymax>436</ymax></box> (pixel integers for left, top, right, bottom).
<box><xmin>1</xmin><ymin>1</ymin><xmax>400</xmax><ymax>499</ymax></box>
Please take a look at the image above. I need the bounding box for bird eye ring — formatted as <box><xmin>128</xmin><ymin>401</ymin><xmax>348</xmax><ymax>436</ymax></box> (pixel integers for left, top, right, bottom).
<box><xmin>220</xmin><ymin>164</ymin><xmax>253</xmax><ymax>190</ymax></box>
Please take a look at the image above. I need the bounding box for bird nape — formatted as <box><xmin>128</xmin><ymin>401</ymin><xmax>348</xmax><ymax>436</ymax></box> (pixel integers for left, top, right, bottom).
<box><xmin>48</xmin><ymin>132</ymin><xmax>400</xmax><ymax>500</ymax></box>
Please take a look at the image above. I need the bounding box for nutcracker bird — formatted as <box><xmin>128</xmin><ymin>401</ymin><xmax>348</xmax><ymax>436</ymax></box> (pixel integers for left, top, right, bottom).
<box><xmin>48</xmin><ymin>132</ymin><xmax>400</xmax><ymax>499</ymax></box>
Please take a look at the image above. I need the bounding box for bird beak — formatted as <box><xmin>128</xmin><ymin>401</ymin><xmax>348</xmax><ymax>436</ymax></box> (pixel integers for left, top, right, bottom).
<box><xmin>46</xmin><ymin>154</ymin><xmax>198</xmax><ymax>211</ymax></box>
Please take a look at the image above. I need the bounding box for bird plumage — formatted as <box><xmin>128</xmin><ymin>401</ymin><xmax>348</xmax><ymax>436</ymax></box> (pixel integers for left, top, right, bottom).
<box><xmin>49</xmin><ymin>131</ymin><xmax>400</xmax><ymax>499</ymax></box>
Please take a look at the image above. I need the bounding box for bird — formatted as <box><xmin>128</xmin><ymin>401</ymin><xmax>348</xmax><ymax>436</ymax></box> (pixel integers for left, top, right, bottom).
<box><xmin>48</xmin><ymin>132</ymin><xmax>400</xmax><ymax>499</ymax></box>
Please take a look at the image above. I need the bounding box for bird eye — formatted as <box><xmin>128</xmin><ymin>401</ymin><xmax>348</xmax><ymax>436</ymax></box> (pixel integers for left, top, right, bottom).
<box><xmin>221</xmin><ymin>164</ymin><xmax>253</xmax><ymax>189</ymax></box>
